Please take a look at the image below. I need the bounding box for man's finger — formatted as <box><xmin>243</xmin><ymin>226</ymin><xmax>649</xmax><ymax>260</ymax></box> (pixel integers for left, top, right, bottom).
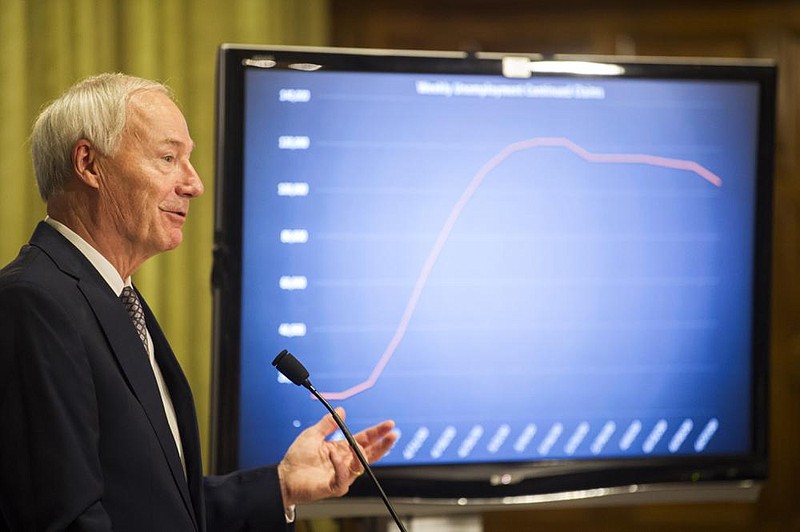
<box><xmin>354</xmin><ymin>421</ymin><xmax>398</xmax><ymax>463</ymax></box>
<box><xmin>365</xmin><ymin>430</ymin><xmax>398</xmax><ymax>462</ymax></box>
<box><xmin>308</xmin><ymin>406</ymin><xmax>346</xmax><ymax>439</ymax></box>
<box><xmin>354</xmin><ymin>419</ymin><xmax>395</xmax><ymax>448</ymax></box>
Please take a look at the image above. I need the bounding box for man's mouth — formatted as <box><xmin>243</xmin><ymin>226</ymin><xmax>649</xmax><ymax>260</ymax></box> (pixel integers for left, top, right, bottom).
<box><xmin>162</xmin><ymin>208</ymin><xmax>187</xmax><ymax>220</ymax></box>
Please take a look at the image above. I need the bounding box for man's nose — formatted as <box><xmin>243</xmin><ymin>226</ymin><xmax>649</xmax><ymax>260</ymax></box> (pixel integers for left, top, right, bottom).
<box><xmin>178</xmin><ymin>161</ymin><xmax>204</xmax><ymax>198</ymax></box>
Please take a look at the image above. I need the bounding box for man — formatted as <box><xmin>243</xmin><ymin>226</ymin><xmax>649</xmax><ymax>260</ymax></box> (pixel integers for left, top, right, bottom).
<box><xmin>0</xmin><ymin>73</ymin><xmax>397</xmax><ymax>531</ymax></box>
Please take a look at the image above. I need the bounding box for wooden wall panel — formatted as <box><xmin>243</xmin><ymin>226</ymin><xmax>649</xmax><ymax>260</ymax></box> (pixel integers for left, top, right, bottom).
<box><xmin>328</xmin><ymin>2</ymin><xmax>800</xmax><ymax>530</ymax></box>
<box><xmin>331</xmin><ymin>2</ymin><xmax>799</xmax><ymax>57</ymax></box>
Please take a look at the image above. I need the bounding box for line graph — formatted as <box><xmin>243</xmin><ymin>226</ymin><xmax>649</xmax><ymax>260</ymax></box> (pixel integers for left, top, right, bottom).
<box><xmin>318</xmin><ymin>137</ymin><xmax>724</xmax><ymax>400</ymax></box>
<box><xmin>235</xmin><ymin>67</ymin><xmax>764</xmax><ymax>468</ymax></box>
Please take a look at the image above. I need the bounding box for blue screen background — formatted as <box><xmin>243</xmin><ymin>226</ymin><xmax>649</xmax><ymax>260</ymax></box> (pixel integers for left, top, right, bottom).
<box><xmin>236</xmin><ymin>68</ymin><xmax>760</xmax><ymax>468</ymax></box>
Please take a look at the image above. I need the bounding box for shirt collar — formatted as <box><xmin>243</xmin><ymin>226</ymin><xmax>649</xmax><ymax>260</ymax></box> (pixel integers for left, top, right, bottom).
<box><xmin>44</xmin><ymin>216</ymin><xmax>131</xmax><ymax>296</ymax></box>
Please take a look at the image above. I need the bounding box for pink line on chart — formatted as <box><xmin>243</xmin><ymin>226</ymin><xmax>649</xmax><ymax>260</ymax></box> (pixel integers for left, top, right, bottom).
<box><xmin>318</xmin><ymin>137</ymin><xmax>723</xmax><ymax>400</ymax></box>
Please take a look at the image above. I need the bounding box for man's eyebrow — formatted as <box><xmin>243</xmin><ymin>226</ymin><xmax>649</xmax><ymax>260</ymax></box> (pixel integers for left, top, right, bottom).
<box><xmin>161</xmin><ymin>138</ymin><xmax>196</xmax><ymax>151</ymax></box>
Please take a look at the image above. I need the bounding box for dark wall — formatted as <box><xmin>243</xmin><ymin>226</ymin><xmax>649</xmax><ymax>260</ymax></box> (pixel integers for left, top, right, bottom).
<box><xmin>329</xmin><ymin>2</ymin><xmax>800</xmax><ymax>530</ymax></box>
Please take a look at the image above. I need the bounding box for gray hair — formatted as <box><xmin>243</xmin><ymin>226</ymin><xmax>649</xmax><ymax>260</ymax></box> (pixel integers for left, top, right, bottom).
<box><xmin>30</xmin><ymin>73</ymin><xmax>172</xmax><ymax>201</ymax></box>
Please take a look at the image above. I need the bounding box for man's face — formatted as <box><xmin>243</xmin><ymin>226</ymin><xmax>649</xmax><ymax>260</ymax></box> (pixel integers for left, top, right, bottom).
<box><xmin>95</xmin><ymin>89</ymin><xmax>204</xmax><ymax>260</ymax></box>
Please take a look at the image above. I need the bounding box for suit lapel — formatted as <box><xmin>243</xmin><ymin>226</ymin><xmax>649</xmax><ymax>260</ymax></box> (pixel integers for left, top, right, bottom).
<box><xmin>83</xmin><ymin>283</ymin><xmax>198</xmax><ymax>530</ymax></box>
<box><xmin>30</xmin><ymin>223</ymin><xmax>200</xmax><ymax>531</ymax></box>
<box><xmin>139</xmin><ymin>296</ymin><xmax>206</xmax><ymax>528</ymax></box>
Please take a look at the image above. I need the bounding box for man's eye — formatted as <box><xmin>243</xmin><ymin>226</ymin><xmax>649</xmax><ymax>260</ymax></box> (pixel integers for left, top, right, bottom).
<box><xmin>163</xmin><ymin>155</ymin><xmax>175</xmax><ymax>163</ymax></box>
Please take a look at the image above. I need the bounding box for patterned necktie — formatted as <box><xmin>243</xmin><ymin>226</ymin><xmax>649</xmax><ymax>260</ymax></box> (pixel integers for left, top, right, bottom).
<box><xmin>119</xmin><ymin>286</ymin><xmax>148</xmax><ymax>353</ymax></box>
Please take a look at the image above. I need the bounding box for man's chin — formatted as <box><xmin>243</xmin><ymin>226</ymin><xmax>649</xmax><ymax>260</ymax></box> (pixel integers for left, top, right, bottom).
<box><xmin>162</xmin><ymin>231</ymin><xmax>184</xmax><ymax>252</ymax></box>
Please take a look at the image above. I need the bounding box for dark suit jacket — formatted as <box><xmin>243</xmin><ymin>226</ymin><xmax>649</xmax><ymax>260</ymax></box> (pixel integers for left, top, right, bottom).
<box><xmin>0</xmin><ymin>222</ymin><xmax>290</xmax><ymax>532</ymax></box>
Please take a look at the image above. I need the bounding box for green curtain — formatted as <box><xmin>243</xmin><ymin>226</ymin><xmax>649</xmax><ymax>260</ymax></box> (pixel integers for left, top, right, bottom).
<box><xmin>0</xmin><ymin>0</ymin><xmax>330</xmax><ymax>468</ymax></box>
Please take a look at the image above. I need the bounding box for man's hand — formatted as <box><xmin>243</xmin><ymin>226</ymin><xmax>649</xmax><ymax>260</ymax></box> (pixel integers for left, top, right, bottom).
<box><xmin>277</xmin><ymin>407</ymin><xmax>397</xmax><ymax>508</ymax></box>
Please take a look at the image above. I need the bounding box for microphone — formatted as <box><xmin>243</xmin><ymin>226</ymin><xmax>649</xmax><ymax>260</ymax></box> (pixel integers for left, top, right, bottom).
<box><xmin>272</xmin><ymin>349</ymin><xmax>408</xmax><ymax>532</ymax></box>
<box><xmin>272</xmin><ymin>349</ymin><xmax>310</xmax><ymax>387</ymax></box>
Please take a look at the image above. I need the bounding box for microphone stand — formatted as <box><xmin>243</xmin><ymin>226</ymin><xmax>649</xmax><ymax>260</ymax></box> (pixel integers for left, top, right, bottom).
<box><xmin>306</xmin><ymin>382</ymin><xmax>408</xmax><ymax>532</ymax></box>
<box><xmin>273</xmin><ymin>350</ymin><xmax>408</xmax><ymax>532</ymax></box>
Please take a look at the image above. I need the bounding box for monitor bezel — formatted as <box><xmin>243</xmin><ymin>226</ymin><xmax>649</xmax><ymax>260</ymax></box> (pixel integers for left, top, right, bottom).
<box><xmin>211</xmin><ymin>44</ymin><xmax>774</xmax><ymax>503</ymax></box>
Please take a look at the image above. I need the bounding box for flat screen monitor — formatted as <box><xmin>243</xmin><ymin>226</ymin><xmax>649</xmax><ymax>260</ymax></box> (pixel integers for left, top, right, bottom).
<box><xmin>212</xmin><ymin>45</ymin><xmax>774</xmax><ymax>513</ymax></box>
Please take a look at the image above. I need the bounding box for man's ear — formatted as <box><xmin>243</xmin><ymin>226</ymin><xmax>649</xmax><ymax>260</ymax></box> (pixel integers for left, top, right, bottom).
<box><xmin>72</xmin><ymin>139</ymin><xmax>101</xmax><ymax>190</ymax></box>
